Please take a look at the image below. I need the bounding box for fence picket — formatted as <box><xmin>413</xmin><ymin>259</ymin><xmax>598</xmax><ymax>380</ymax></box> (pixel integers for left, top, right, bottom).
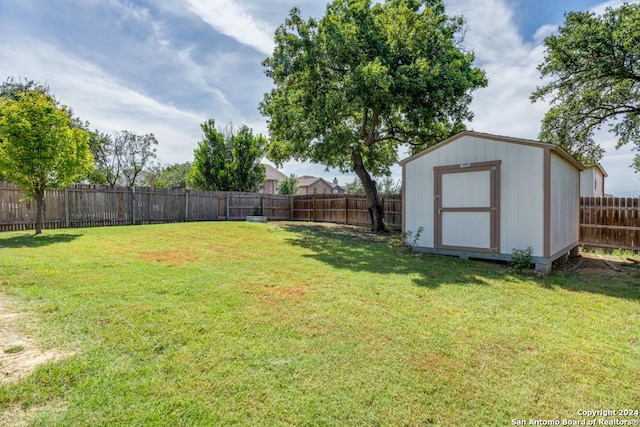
<box><xmin>579</xmin><ymin>196</ymin><xmax>639</xmax><ymax>250</ymax></box>
<box><xmin>1</xmin><ymin>183</ymin><xmax>637</xmax><ymax>250</ymax></box>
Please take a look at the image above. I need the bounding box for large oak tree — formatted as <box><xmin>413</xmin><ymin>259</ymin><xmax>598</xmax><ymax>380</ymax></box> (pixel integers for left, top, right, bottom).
<box><xmin>531</xmin><ymin>2</ymin><xmax>640</xmax><ymax>166</ymax></box>
<box><xmin>260</xmin><ymin>0</ymin><xmax>487</xmax><ymax>231</ymax></box>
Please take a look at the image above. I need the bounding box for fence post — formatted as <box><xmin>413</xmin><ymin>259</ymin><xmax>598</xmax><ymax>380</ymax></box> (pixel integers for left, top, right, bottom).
<box><xmin>344</xmin><ymin>196</ymin><xmax>348</xmax><ymax>224</ymax></box>
<box><xmin>131</xmin><ymin>186</ymin><xmax>136</xmax><ymax>225</ymax></box>
<box><xmin>185</xmin><ymin>189</ymin><xmax>189</xmax><ymax>222</ymax></box>
<box><xmin>64</xmin><ymin>187</ymin><xmax>70</xmax><ymax>228</ymax></box>
<box><xmin>260</xmin><ymin>194</ymin><xmax>265</xmax><ymax>217</ymax></box>
<box><xmin>225</xmin><ymin>193</ymin><xmax>230</xmax><ymax>220</ymax></box>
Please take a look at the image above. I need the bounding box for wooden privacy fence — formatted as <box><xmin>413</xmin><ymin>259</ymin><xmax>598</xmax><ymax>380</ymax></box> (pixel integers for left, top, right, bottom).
<box><xmin>292</xmin><ymin>194</ymin><xmax>402</xmax><ymax>229</ymax></box>
<box><xmin>0</xmin><ymin>183</ymin><xmax>292</xmax><ymax>232</ymax></box>
<box><xmin>580</xmin><ymin>197</ymin><xmax>639</xmax><ymax>251</ymax></box>
<box><xmin>0</xmin><ymin>183</ymin><xmax>400</xmax><ymax>232</ymax></box>
<box><xmin>2</xmin><ymin>182</ymin><xmax>638</xmax><ymax>251</ymax></box>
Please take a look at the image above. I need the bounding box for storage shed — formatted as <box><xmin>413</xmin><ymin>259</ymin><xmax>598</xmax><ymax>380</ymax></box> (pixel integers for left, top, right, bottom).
<box><xmin>400</xmin><ymin>131</ymin><xmax>584</xmax><ymax>274</ymax></box>
<box><xmin>580</xmin><ymin>163</ymin><xmax>607</xmax><ymax>198</ymax></box>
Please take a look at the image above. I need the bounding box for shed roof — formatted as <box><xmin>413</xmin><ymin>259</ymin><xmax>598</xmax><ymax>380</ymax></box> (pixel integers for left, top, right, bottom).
<box><xmin>399</xmin><ymin>131</ymin><xmax>585</xmax><ymax>171</ymax></box>
<box><xmin>582</xmin><ymin>163</ymin><xmax>608</xmax><ymax>177</ymax></box>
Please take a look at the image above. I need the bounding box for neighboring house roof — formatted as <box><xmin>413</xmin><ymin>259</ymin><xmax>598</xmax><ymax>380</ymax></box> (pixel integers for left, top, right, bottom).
<box><xmin>297</xmin><ymin>176</ymin><xmax>331</xmax><ymax>188</ymax></box>
<box><xmin>400</xmin><ymin>130</ymin><xmax>585</xmax><ymax>171</ymax></box>
<box><xmin>582</xmin><ymin>163</ymin><xmax>608</xmax><ymax>177</ymax></box>
<box><xmin>263</xmin><ymin>164</ymin><xmax>287</xmax><ymax>181</ymax></box>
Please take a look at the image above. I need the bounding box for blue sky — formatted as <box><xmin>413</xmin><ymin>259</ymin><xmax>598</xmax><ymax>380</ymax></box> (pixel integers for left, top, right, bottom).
<box><xmin>0</xmin><ymin>0</ymin><xmax>638</xmax><ymax>196</ymax></box>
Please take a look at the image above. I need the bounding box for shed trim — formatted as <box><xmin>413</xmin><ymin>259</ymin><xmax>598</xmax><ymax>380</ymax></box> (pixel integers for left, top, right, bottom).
<box><xmin>543</xmin><ymin>147</ymin><xmax>551</xmax><ymax>258</ymax></box>
<box><xmin>402</xmin><ymin>164</ymin><xmax>407</xmax><ymax>232</ymax></box>
<box><xmin>582</xmin><ymin>163</ymin><xmax>608</xmax><ymax>177</ymax></box>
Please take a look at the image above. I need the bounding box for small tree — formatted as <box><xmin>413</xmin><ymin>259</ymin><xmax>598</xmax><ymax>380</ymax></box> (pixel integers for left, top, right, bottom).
<box><xmin>345</xmin><ymin>176</ymin><xmax>400</xmax><ymax>194</ymax></box>
<box><xmin>344</xmin><ymin>177</ymin><xmax>366</xmax><ymax>195</ymax></box>
<box><xmin>86</xmin><ymin>130</ymin><xmax>114</xmax><ymax>185</ymax></box>
<box><xmin>189</xmin><ymin>120</ymin><xmax>266</xmax><ymax>192</ymax></box>
<box><xmin>87</xmin><ymin>130</ymin><xmax>158</xmax><ymax>187</ymax></box>
<box><xmin>141</xmin><ymin>162</ymin><xmax>192</xmax><ymax>188</ymax></box>
<box><xmin>118</xmin><ymin>131</ymin><xmax>158</xmax><ymax>187</ymax></box>
<box><xmin>276</xmin><ymin>174</ymin><xmax>298</xmax><ymax>195</ymax></box>
<box><xmin>0</xmin><ymin>91</ymin><xmax>93</xmax><ymax>234</ymax></box>
<box><xmin>376</xmin><ymin>176</ymin><xmax>401</xmax><ymax>195</ymax></box>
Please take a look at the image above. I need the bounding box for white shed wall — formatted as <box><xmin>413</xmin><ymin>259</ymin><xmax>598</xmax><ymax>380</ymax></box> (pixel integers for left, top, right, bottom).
<box><xmin>580</xmin><ymin>167</ymin><xmax>605</xmax><ymax>198</ymax></box>
<box><xmin>551</xmin><ymin>154</ymin><xmax>581</xmax><ymax>255</ymax></box>
<box><xmin>580</xmin><ymin>168</ymin><xmax>595</xmax><ymax>197</ymax></box>
<box><xmin>403</xmin><ymin>135</ymin><xmax>546</xmax><ymax>257</ymax></box>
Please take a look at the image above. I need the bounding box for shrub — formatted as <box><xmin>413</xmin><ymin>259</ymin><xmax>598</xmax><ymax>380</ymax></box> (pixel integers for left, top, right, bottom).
<box><xmin>510</xmin><ymin>246</ymin><xmax>533</xmax><ymax>273</ymax></box>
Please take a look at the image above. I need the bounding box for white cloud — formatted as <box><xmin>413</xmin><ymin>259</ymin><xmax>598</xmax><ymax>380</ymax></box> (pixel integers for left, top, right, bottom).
<box><xmin>0</xmin><ymin>36</ymin><xmax>206</xmax><ymax>164</ymax></box>
<box><xmin>444</xmin><ymin>0</ymin><xmax>548</xmax><ymax>139</ymax></box>
<box><xmin>533</xmin><ymin>24</ymin><xmax>557</xmax><ymax>44</ymax></box>
<box><xmin>590</xmin><ymin>0</ymin><xmax>628</xmax><ymax>15</ymax></box>
<box><xmin>184</xmin><ymin>0</ymin><xmax>275</xmax><ymax>55</ymax></box>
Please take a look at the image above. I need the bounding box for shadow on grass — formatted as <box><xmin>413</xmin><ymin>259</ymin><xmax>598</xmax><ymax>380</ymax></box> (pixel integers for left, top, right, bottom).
<box><xmin>280</xmin><ymin>224</ymin><xmax>493</xmax><ymax>288</ymax></box>
<box><xmin>541</xmin><ymin>266</ymin><xmax>640</xmax><ymax>301</ymax></box>
<box><xmin>0</xmin><ymin>232</ymin><xmax>82</xmax><ymax>248</ymax></box>
<box><xmin>281</xmin><ymin>224</ymin><xmax>640</xmax><ymax>299</ymax></box>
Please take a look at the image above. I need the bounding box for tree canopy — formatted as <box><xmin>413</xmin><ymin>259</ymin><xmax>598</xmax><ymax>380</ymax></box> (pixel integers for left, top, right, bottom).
<box><xmin>87</xmin><ymin>130</ymin><xmax>158</xmax><ymax>187</ymax></box>
<box><xmin>0</xmin><ymin>90</ymin><xmax>93</xmax><ymax>234</ymax></box>
<box><xmin>276</xmin><ymin>174</ymin><xmax>299</xmax><ymax>195</ymax></box>
<box><xmin>1</xmin><ymin>77</ymin><xmax>89</xmax><ymax>131</ymax></box>
<box><xmin>260</xmin><ymin>0</ymin><xmax>487</xmax><ymax>231</ymax></box>
<box><xmin>531</xmin><ymin>2</ymin><xmax>640</xmax><ymax>165</ymax></box>
<box><xmin>188</xmin><ymin>120</ymin><xmax>266</xmax><ymax>192</ymax></box>
<box><xmin>141</xmin><ymin>162</ymin><xmax>192</xmax><ymax>188</ymax></box>
<box><xmin>117</xmin><ymin>131</ymin><xmax>158</xmax><ymax>187</ymax></box>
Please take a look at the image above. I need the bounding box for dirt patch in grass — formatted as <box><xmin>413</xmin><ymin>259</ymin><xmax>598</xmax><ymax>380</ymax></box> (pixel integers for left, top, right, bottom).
<box><xmin>0</xmin><ymin>294</ymin><xmax>74</xmax><ymax>384</ymax></box>
<box><xmin>559</xmin><ymin>252</ymin><xmax>633</xmax><ymax>277</ymax></box>
<box><xmin>257</xmin><ymin>284</ymin><xmax>310</xmax><ymax>305</ymax></box>
<box><xmin>138</xmin><ymin>249</ymin><xmax>199</xmax><ymax>265</ymax></box>
<box><xmin>0</xmin><ymin>399</ymin><xmax>68</xmax><ymax>427</ymax></box>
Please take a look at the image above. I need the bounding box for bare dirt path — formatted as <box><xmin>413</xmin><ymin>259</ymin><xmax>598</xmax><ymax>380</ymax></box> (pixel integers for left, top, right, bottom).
<box><xmin>0</xmin><ymin>294</ymin><xmax>73</xmax><ymax>385</ymax></box>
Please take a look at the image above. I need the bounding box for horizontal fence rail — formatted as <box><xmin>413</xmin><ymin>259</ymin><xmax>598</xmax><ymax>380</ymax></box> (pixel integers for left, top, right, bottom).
<box><xmin>580</xmin><ymin>197</ymin><xmax>639</xmax><ymax>251</ymax></box>
<box><xmin>0</xmin><ymin>183</ymin><xmax>401</xmax><ymax>232</ymax></box>
<box><xmin>292</xmin><ymin>194</ymin><xmax>401</xmax><ymax>230</ymax></box>
<box><xmin>1</xmin><ymin>183</ymin><xmax>637</xmax><ymax>251</ymax></box>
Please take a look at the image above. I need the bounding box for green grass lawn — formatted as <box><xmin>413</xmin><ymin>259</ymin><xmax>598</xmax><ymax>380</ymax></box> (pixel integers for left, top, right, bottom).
<box><xmin>0</xmin><ymin>222</ymin><xmax>638</xmax><ymax>426</ymax></box>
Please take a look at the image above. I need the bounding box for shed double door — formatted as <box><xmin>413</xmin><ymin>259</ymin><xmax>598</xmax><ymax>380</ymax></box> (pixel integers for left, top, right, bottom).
<box><xmin>434</xmin><ymin>161</ymin><xmax>500</xmax><ymax>253</ymax></box>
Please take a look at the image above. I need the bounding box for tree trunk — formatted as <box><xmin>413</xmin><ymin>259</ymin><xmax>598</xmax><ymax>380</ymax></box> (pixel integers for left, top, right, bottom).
<box><xmin>35</xmin><ymin>191</ymin><xmax>45</xmax><ymax>235</ymax></box>
<box><xmin>351</xmin><ymin>152</ymin><xmax>385</xmax><ymax>232</ymax></box>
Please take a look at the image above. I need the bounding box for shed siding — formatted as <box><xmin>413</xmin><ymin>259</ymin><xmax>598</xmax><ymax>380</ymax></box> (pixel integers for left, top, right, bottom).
<box><xmin>404</xmin><ymin>153</ymin><xmax>435</xmax><ymax>247</ymax></box>
<box><xmin>498</xmin><ymin>141</ymin><xmax>545</xmax><ymax>257</ymax></box>
<box><xmin>550</xmin><ymin>154</ymin><xmax>580</xmax><ymax>254</ymax></box>
<box><xmin>579</xmin><ymin>168</ymin><xmax>595</xmax><ymax>197</ymax></box>
<box><xmin>579</xmin><ymin>167</ymin><xmax>605</xmax><ymax>198</ymax></box>
<box><xmin>595</xmin><ymin>169</ymin><xmax>604</xmax><ymax>197</ymax></box>
<box><xmin>404</xmin><ymin>135</ymin><xmax>546</xmax><ymax>256</ymax></box>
